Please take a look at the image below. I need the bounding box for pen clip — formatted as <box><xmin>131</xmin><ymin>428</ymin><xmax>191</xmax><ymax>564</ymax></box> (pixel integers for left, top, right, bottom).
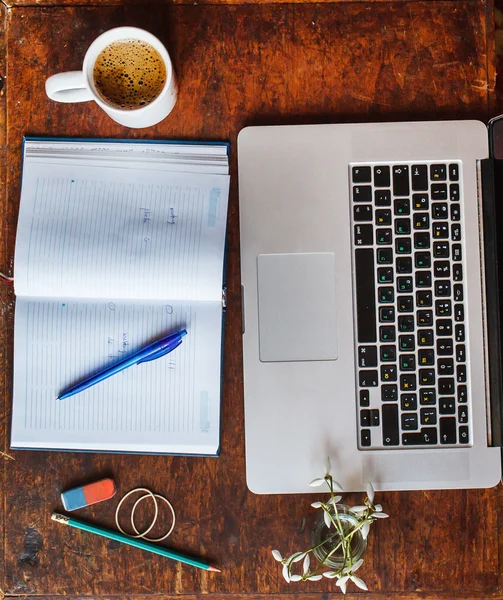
<box><xmin>136</xmin><ymin>338</ymin><xmax>182</xmax><ymax>365</ymax></box>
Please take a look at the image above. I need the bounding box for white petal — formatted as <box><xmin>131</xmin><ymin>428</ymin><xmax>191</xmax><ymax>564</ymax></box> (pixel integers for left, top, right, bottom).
<box><xmin>350</xmin><ymin>558</ymin><xmax>364</xmax><ymax>573</ymax></box>
<box><xmin>336</xmin><ymin>575</ymin><xmax>349</xmax><ymax>594</ymax></box>
<box><xmin>350</xmin><ymin>505</ymin><xmax>367</xmax><ymax>514</ymax></box>
<box><xmin>324</xmin><ymin>456</ymin><xmax>332</xmax><ymax>475</ymax></box>
<box><xmin>371</xmin><ymin>512</ymin><xmax>389</xmax><ymax>518</ymax></box>
<box><xmin>323</xmin><ymin>571</ymin><xmax>339</xmax><ymax>579</ymax></box>
<box><xmin>290</xmin><ymin>574</ymin><xmax>302</xmax><ymax>582</ymax></box>
<box><xmin>309</xmin><ymin>478</ymin><xmax>325</xmax><ymax>487</ymax></box>
<box><xmin>272</xmin><ymin>549</ymin><xmax>283</xmax><ymax>562</ymax></box>
<box><xmin>350</xmin><ymin>575</ymin><xmax>368</xmax><ymax>591</ymax></box>
<box><xmin>289</xmin><ymin>552</ymin><xmax>306</xmax><ymax>563</ymax></box>
<box><xmin>328</xmin><ymin>495</ymin><xmax>342</xmax><ymax>506</ymax></box>
<box><xmin>323</xmin><ymin>509</ymin><xmax>332</xmax><ymax>528</ymax></box>
<box><xmin>282</xmin><ymin>563</ymin><xmax>291</xmax><ymax>583</ymax></box>
<box><xmin>331</xmin><ymin>479</ymin><xmax>344</xmax><ymax>492</ymax></box>
<box><xmin>307</xmin><ymin>574</ymin><xmax>323</xmax><ymax>581</ymax></box>
<box><xmin>366</xmin><ymin>481</ymin><xmax>375</xmax><ymax>504</ymax></box>
<box><xmin>374</xmin><ymin>504</ymin><xmax>383</xmax><ymax>512</ymax></box>
<box><xmin>302</xmin><ymin>553</ymin><xmax>311</xmax><ymax>575</ymax></box>
<box><xmin>361</xmin><ymin>520</ymin><xmax>371</xmax><ymax>539</ymax></box>
<box><xmin>311</xmin><ymin>501</ymin><xmax>322</xmax><ymax>508</ymax></box>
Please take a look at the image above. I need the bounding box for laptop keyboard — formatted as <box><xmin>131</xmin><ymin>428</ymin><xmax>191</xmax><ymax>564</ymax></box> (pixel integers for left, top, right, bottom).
<box><xmin>350</xmin><ymin>162</ymin><xmax>471</xmax><ymax>450</ymax></box>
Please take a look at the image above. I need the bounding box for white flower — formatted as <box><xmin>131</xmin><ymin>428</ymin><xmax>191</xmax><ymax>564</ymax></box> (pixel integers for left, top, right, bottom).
<box><xmin>366</xmin><ymin>481</ymin><xmax>375</xmax><ymax>504</ymax></box>
<box><xmin>342</xmin><ymin>558</ymin><xmax>364</xmax><ymax>574</ymax></box>
<box><xmin>350</xmin><ymin>574</ymin><xmax>368</xmax><ymax>590</ymax></box>
<box><xmin>323</xmin><ymin>509</ymin><xmax>332</xmax><ymax>529</ymax></box>
<box><xmin>349</xmin><ymin>505</ymin><xmax>367</xmax><ymax>514</ymax></box>
<box><xmin>302</xmin><ymin>553</ymin><xmax>310</xmax><ymax>575</ymax></box>
<box><xmin>272</xmin><ymin>549</ymin><xmax>283</xmax><ymax>562</ymax></box>
<box><xmin>370</xmin><ymin>511</ymin><xmax>389</xmax><ymax>519</ymax></box>
<box><xmin>336</xmin><ymin>575</ymin><xmax>349</xmax><ymax>594</ymax></box>
<box><xmin>282</xmin><ymin>563</ymin><xmax>291</xmax><ymax>583</ymax></box>
<box><xmin>311</xmin><ymin>501</ymin><xmax>323</xmax><ymax>508</ymax></box>
<box><xmin>323</xmin><ymin>571</ymin><xmax>339</xmax><ymax>578</ymax></box>
<box><xmin>361</xmin><ymin>520</ymin><xmax>371</xmax><ymax>539</ymax></box>
<box><xmin>306</xmin><ymin>574</ymin><xmax>323</xmax><ymax>581</ymax></box>
<box><xmin>324</xmin><ymin>456</ymin><xmax>332</xmax><ymax>475</ymax></box>
<box><xmin>327</xmin><ymin>495</ymin><xmax>342</xmax><ymax>506</ymax></box>
<box><xmin>309</xmin><ymin>477</ymin><xmax>325</xmax><ymax>487</ymax></box>
<box><xmin>290</xmin><ymin>574</ymin><xmax>302</xmax><ymax>582</ymax></box>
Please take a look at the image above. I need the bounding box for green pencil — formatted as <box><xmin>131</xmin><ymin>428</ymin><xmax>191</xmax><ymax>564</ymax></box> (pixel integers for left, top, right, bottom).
<box><xmin>51</xmin><ymin>513</ymin><xmax>220</xmax><ymax>572</ymax></box>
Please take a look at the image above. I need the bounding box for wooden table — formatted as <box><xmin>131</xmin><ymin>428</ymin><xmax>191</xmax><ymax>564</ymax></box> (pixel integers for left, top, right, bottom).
<box><xmin>0</xmin><ymin>1</ymin><xmax>501</xmax><ymax>599</ymax></box>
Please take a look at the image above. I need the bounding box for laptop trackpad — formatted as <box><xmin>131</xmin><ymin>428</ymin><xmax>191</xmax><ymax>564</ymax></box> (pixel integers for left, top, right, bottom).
<box><xmin>257</xmin><ymin>253</ymin><xmax>338</xmax><ymax>362</ymax></box>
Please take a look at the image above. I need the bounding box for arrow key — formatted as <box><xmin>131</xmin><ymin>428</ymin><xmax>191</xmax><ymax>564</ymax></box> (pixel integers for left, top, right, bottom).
<box><xmin>440</xmin><ymin>417</ymin><xmax>456</xmax><ymax>444</ymax></box>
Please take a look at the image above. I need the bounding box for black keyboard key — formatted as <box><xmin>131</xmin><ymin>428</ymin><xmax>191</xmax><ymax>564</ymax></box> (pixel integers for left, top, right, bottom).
<box><xmin>438</xmin><ymin>358</ymin><xmax>454</xmax><ymax>375</ymax></box>
<box><xmin>434</xmin><ymin>280</ymin><xmax>451</xmax><ymax>297</ymax></box>
<box><xmin>417</xmin><ymin>329</ymin><xmax>434</xmax><ymax>346</ymax></box>
<box><xmin>455</xmin><ymin>324</ymin><xmax>465</xmax><ymax>342</ymax></box>
<box><xmin>382</xmin><ymin>384</ymin><xmax>398</xmax><ymax>401</ymax></box>
<box><xmin>392</xmin><ymin>165</ymin><xmax>410</xmax><ymax>196</ymax></box>
<box><xmin>400</xmin><ymin>373</ymin><xmax>417</xmax><ymax>391</ymax></box>
<box><xmin>380</xmin><ymin>345</ymin><xmax>396</xmax><ymax>362</ymax></box>
<box><xmin>376</xmin><ymin>209</ymin><xmax>392</xmax><ymax>226</ymax></box>
<box><xmin>377</xmin><ymin>229</ymin><xmax>392</xmax><ymax>245</ymax></box>
<box><xmin>402</xmin><ymin>413</ymin><xmax>419</xmax><ymax>430</ymax></box>
<box><xmin>380</xmin><ymin>325</ymin><xmax>396</xmax><ymax>342</ymax></box>
<box><xmin>382</xmin><ymin>404</ymin><xmax>399</xmax><ymax>446</ymax></box>
<box><xmin>377</xmin><ymin>248</ymin><xmax>393</xmax><ymax>264</ymax></box>
<box><xmin>411</xmin><ymin>165</ymin><xmax>428</xmax><ymax>190</ymax></box>
<box><xmin>433</xmin><ymin>242</ymin><xmax>449</xmax><ymax>259</ymax></box>
<box><xmin>359</xmin><ymin>370</ymin><xmax>379</xmax><ymax>387</ymax></box>
<box><xmin>361</xmin><ymin>429</ymin><xmax>371</xmax><ymax>447</ymax></box>
<box><xmin>433</xmin><ymin>260</ymin><xmax>450</xmax><ymax>278</ymax></box>
<box><xmin>359</xmin><ymin>390</ymin><xmax>370</xmax><ymax>407</ymax></box>
<box><xmin>395</xmin><ymin>218</ymin><xmax>411</xmax><ymax>235</ymax></box>
<box><xmin>397</xmin><ymin>296</ymin><xmax>413</xmax><ymax>312</ymax></box>
<box><xmin>352</xmin><ymin>166</ymin><xmax>371</xmax><ymax>183</ymax></box>
<box><xmin>415</xmin><ymin>271</ymin><xmax>432</xmax><ymax>288</ymax></box>
<box><xmin>419</xmin><ymin>369</ymin><xmax>435</xmax><ymax>385</ymax></box>
<box><xmin>458</xmin><ymin>385</ymin><xmax>468</xmax><ymax>403</ymax></box>
<box><xmin>431</xmin><ymin>183</ymin><xmax>448</xmax><ymax>200</ymax></box>
<box><xmin>395</xmin><ymin>238</ymin><xmax>411</xmax><ymax>254</ymax></box>
<box><xmin>396</xmin><ymin>257</ymin><xmax>412</xmax><ymax>274</ymax></box>
<box><xmin>458</xmin><ymin>405</ymin><xmax>468</xmax><ymax>424</ymax></box>
<box><xmin>418</xmin><ymin>349</ymin><xmax>435</xmax><ymax>366</ymax></box>
<box><xmin>412</xmin><ymin>193</ymin><xmax>429</xmax><ymax>211</ymax></box>
<box><xmin>430</xmin><ymin>164</ymin><xmax>447</xmax><ymax>181</ymax></box>
<box><xmin>439</xmin><ymin>398</ymin><xmax>455</xmax><ymax>415</ymax></box>
<box><xmin>433</xmin><ymin>223</ymin><xmax>449</xmax><ymax>239</ymax></box>
<box><xmin>432</xmin><ymin>203</ymin><xmax>448</xmax><ymax>219</ymax></box>
<box><xmin>354</xmin><ymin>205</ymin><xmax>373</xmax><ymax>221</ymax></box>
<box><xmin>454</xmin><ymin>284</ymin><xmax>463</xmax><ymax>302</ymax></box>
<box><xmin>399</xmin><ymin>335</ymin><xmax>415</xmax><ymax>351</ymax></box>
<box><xmin>378</xmin><ymin>287</ymin><xmax>394</xmax><ymax>303</ymax></box>
<box><xmin>355</xmin><ymin>248</ymin><xmax>377</xmax><ymax>343</ymax></box>
<box><xmin>398</xmin><ymin>316</ymin><xmax>414</xmax><ymax>332</ymax></box>
<box><xmin>416</xmin><ymin>291</ymin><xmax>432</xmax><ymax>307</ymax></box>
<box><xmin>459</xmin><ymin>426</ymin><xmax>469</xmax><ymax>444</ymax></box>
<box><xmin>358</xmin><ymin>346</ymin><xmax>378</xmax><ymax>367</ymax></box>
<box><xmin>451</xmin><ymin>224</ymin><xmax>461</xmax><ymax>242</ymax></box>
<box><xmin>414</xmin><ymin>232</ymin><xmax>430</xmax><ymax>249</ymax></box>
<box><xmin>375</xmin><ymin>189</ymin><xmax>392</xmax><ymax>206</ymax></box>
<box><xmin>397</xmin><ymin>276</ymin><xmax>413</xmax><ymax>292</ymax></box>
<box><xmin>438</xmin><ymin>378</ymin><xmax>455</xmax><ymax>395</ymax></box>
<box><xmin>420</xmin><ymin>407</ymin><xmax>437</xmax><ymax>425</ymax></box>
<box><xmin>417</xmin><ymin>310</ymin><xmax>433</xmax><ymax>327</ymax></box>
<box><xmin>377</xmin><ymin>267</ymin><xmax>394</xmax><ymax>283</ymax></box>
<box><xmin>354</xmin><ymin>224</ymin><xmax>373</xmax><ymax>246</ymax></box>
<box><xmin>373</xmin><ymin>165</ymin><xmax>390</xmax><ymax>187</ymax></box>
<box><xmin>436</xmin><ymin>319</ymin><xmax>452</xmax><ymax>336</ymax></box>
<box><xmin>450</xmin><ymin>204</ymin><xmax>460</xmax><ymax>221</ymax></box>
<box><xmin>437</xmin><ymin>338</ymin><xmax>453</xmax><ymax>355</ymax></box>
<box><xmin>353</xmin><ymin>185</ymin><xmax>372</xmax><ymax>202</ymax></box>
<box><xmin>401</xmin><ymin>394</ymin><xmax>417</xmax><ymax>411</ymax></box>
<box><xmin>394</xmin><ymin>198</ymin><xmax>410</xmax><ymax>215</ymax></box>
<box><xmin>450</xmin><ymin>183</ymin><xmax>460</xmax><ymax>201</ymax></box>
<box><xmin>435</xmin><ymin>300</ymin><xmax>451</xmax><ymax>316</ymax></box>
<box><xmin>414</xmin><ymin>213</ymin><xmax>430</xmax><ymax>229</ymax></box>
<box><xmin>454</xmin><ymin>304</ymin><xmax>464</xmax><ymax>322</ymax></box>
<box><xmin>457</xmin><ymin>364</ymin><xmax>467</xmax><ymax>383</ymax></box>
<box><xmin>420</xmin><ymin>388</ymin><xmax>436</xmax><ymax>405</ymax></box>
<box><xmin>379</xmin><ymin>306</ymin><xmax>395</xmax><ymax>322</ymax></box>
<box><xmin>371</xmin><ymin>409</ymin><xmax>380</xmax><ymax>426</ymax></box>
<box><xmin>399</xmin><ymin>354</ymin><xmax>416</xmax><ymax>370</ymax></box>
<box><xmin>453</xmin><ymin>264</ymin><xmax>463</xmax><ymax>282</ymax></box>
<box><xmin>440</xmin><ymin>417</ymin><xmax>456</xmax><ymax>444</ymax></box>
<box><xmin>456</xmin><ymin>344</ymin><xmax>466</xmax><ymax>362</ymax></box>
<box><xmin>360</xmin><ymin>409</ymin><xmax>371</xmax><ymax>426</ymax></box>
<box><xmin>449</xmin><ymin>164</ymin><xmax>459</xmax><ymax>181</ymax></box>
<box><xmin>402</xmin><ymin>427</ymin><xmax>438</xmax><ymax>445</ymax></box>
<box><xmin>452</xmin><ymin>244</ymin><xmax>462</xmax><ymax>261</ymax></box>
<box><xmin>381</xmin><ymin>365</ymin><xmax>397</xmax><ymax>382</ymax></box>
<box><xmin>415</xmin><ymin>252</ymin><xmax>431</xmax><ymax>269</ymax></box>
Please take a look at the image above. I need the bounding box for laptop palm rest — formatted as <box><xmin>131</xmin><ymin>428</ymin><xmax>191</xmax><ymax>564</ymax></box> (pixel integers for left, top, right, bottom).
<box><xmin>257</xmin><ymin>253</ymin><xmax>338</xmax><ymax>362</ymax></box>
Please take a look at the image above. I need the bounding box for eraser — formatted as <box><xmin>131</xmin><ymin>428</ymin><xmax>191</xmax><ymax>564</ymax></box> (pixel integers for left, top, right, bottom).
<box><xmin>61</xmin><ymin>478</ymin><xmax>117</xmax><ymax>511</ymax></box>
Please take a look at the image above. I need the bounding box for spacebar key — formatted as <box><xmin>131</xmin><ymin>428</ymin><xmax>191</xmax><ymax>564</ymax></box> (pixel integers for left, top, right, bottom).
<box><xmin>355</xmin><ymin>248</ymin><xmax>377</xmax><ymax>343</ymax></box>
<box><xmin>382</xmin><ymin>404</ymin><xmax>399</xmax><ymax>446</ymax></box>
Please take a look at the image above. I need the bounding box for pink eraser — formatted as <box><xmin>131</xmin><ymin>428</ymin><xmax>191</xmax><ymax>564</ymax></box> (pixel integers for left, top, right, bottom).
<box><xmin>61</xmin><ymin>478</ymin><xmax>117</xmax><ymax>511</ymax></box>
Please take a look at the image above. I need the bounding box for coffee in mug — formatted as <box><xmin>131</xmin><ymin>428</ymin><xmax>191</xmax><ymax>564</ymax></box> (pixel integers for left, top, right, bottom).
<box><xmin>45</xmin><ymin>27</ymin><xmax>177</xmax><ymax>128</ymax></box>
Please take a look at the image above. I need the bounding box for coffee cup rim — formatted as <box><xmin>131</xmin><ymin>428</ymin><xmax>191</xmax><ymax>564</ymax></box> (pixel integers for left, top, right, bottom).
<box><xmin>83</xmin><ymin>26</ymin><xmax>173</xmax><ymax>115</ymax></box>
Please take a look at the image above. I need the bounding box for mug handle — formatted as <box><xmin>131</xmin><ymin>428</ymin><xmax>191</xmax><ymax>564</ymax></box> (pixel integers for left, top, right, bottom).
<box><xmin>45</xmin><ymin>71</ymin><xmax>94</xmax><ymax>103</ymax></box>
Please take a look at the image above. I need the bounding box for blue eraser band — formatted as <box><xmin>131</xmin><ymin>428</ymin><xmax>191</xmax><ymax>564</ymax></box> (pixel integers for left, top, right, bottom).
<box><xmin>61</xmin><ymin>487</ymin><xmax>87</xmax><ymax>511</ymax></box>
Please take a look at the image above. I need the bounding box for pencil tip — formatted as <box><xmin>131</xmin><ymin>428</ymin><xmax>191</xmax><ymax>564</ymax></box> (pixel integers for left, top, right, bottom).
<box><xmin>208</xmin><ymin>566</ymin><xmax>221</xmax><ymax>572</ymax></box>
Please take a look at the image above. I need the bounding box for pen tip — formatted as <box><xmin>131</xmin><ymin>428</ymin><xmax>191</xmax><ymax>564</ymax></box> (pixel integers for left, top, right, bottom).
<box><xmin>180</xmin><ymin>329</ymin><xmax>187</xmax><ymax>338</ymax></box>
<box><xmin>208</xmin><ymin>566</ymin><xmax>221</xmax><ymax>572</ymax></box>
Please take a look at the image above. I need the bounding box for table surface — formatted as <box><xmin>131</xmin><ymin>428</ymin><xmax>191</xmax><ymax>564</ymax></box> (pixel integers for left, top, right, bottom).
<box><xmin>1</xmin><ymin>1</ymin><xmax>502</xmax><ymax>599</ymax></box>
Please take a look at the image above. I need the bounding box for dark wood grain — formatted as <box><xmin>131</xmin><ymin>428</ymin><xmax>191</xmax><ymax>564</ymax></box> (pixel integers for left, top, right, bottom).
<box><xmin>1</xmin><ymin>2</ymin><xmax>500</xmax><ymax>599</ymax></box>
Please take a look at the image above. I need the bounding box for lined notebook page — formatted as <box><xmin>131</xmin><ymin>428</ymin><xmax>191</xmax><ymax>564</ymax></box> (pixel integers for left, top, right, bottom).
<box><xmin>14</xmin><ymin>162</ymin><xmax>229</xmax><ymax>301</ymax></box>
<box><xmin>11</xmin><ymin>298</ymin><xmax>222</xmax><ymax>454</ymax></box>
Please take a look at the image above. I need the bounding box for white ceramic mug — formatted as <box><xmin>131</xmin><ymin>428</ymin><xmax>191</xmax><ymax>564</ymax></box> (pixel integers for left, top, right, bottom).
<box><xmin>45</xmin><ymin>27</ymin><xmax>177</xmax><ymax>128</ymax></box>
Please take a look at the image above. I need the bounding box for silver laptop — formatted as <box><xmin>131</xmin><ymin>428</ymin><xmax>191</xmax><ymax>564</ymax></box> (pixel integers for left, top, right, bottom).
<box><xmin>238</xmin><ymin>119</ymin><xmax>503</xmax><ymax>493</ymax></box>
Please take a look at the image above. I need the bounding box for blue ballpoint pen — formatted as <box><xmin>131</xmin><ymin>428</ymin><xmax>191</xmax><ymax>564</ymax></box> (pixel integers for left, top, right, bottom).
<box><xmin>58</xmin><ymin>329</ymin><xmax>187</xmax><ymax>401</ymax></box>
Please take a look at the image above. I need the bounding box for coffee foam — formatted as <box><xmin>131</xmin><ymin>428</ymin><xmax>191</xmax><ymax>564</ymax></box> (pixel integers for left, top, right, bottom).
<box><xmin>93</xmin><ymin>39</ymin><xmax>167</xmax><ymax>110</ymax></box>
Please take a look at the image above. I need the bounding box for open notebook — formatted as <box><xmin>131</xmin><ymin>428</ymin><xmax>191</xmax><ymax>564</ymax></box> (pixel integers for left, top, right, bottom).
<box><xmin>11</xmin><ymin>138</ymin><xmax>230</xmax><ymax>456</ymax></box>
